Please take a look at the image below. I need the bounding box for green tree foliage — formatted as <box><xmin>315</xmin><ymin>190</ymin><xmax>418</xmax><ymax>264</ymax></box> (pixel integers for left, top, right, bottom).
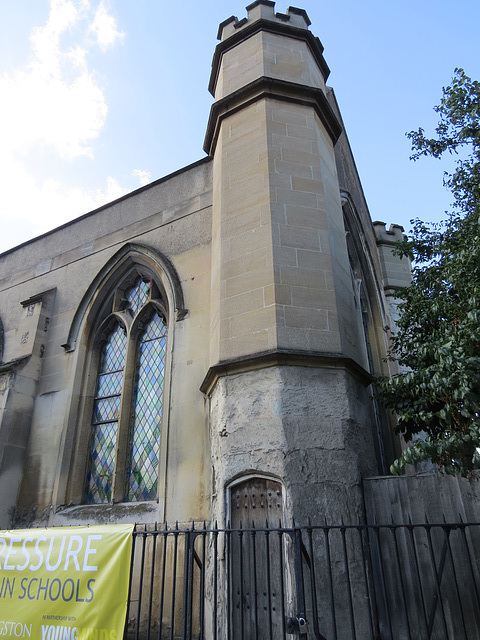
<box><xmin>378</xmin><ymin>69</ymin><xmax>480</xmax><ymax>477</ymax></box>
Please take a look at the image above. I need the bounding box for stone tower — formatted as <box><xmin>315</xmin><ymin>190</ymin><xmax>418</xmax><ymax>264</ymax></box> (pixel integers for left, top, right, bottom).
<box><xmin>202</xmin><ymin>1</ymin><xmax>393</xmax><ymax>526</ymax></box>
<box><xmin>0</xmin><ymin>2</ymin><xmax>403</xmax><ymax>534</ymax></box>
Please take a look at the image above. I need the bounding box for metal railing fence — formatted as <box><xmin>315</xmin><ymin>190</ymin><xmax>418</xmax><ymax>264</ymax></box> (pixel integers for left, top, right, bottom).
<box><xmin>125</xmin><ymin>518</ymin><xmax>480</xmax><ymax>640</ymax></box>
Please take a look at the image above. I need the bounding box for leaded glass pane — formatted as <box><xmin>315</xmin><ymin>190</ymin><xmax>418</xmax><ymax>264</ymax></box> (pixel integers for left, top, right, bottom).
<box><xmin>84</xmin><ymin>423</ymin><xmax>118</xmax><ymax>504</ymax></box>
<box><xmin>125</xmin><ymin>313</ymin><xmax>167</xmax><ymax>501</ymax></box>
<box><xmin>100</xmin><ymin>326</ymin><xmax>127</xmax><ymax>371</ymax></box>
<box><xmin>96</xmin><ymin>371</ymin><xmax>123</xmax><ymax>397</ymax></box>
<box><xmin>92</xmin><ymin>397</ymin><xmax>121</xmax><ymax>423</ymax></box>
<box><xmin>85</xmin><ymin>323</ymin><xmax>126</xmax><ymax>504</ymax></box>
<box><xmin>125</xmin><ymin>277</ymin><xmax>150</xmax><ymax>317</ymax></box>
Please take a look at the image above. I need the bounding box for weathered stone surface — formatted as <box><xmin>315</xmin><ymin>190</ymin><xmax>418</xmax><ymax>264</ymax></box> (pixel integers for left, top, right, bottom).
<box><xmin>209</xmin><ymin>365</ymin><xmax>379</xmax><ymax>526</ymax></box>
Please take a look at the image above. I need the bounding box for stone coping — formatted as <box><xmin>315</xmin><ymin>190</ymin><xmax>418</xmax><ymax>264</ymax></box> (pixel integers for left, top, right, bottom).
<box><xmin>200</xmin><ymin>349</ymin><xmax>372</xmax><ymax>396</ymax></box>
<box><xmin>204</xmin><ymin>75</ymin><xmax>342</xmax><ymax>155</ymax></box>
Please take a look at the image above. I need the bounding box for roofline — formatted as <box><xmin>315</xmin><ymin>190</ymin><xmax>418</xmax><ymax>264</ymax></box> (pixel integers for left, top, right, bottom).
<box><xmin>0</xmin><ymin>156</ymin><xmax>212</xmax><ymax>258</ymax></box>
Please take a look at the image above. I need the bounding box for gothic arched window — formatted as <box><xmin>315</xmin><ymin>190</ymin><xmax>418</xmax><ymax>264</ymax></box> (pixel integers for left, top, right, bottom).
<box><xmin>84</xmin><ymin>275</ymin><xmax>168</xmax><ymax>504</ymax></box>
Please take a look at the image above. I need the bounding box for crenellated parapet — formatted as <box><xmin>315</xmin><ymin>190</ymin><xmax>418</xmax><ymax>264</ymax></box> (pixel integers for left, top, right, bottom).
<box><xmin>207</xmin><ymin>1</ymin><xmax>330</xmax><ymax>102</ymax></box>
<box><xmin>217</xmin><ymin>2</ymin><xmax>311</xmax><ymax>42</ymax></box>
<box><xmin>373</xmin><ymin>221</ymin><xmax>407</xmax><ymax>246</ymax></box>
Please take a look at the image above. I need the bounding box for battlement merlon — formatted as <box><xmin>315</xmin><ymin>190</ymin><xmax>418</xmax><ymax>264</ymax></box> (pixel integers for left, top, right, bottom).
<box><xmin>208</xmin><ymin>2</ymin><xmax>330</xmax><ymax>98</ymax></box>
<box><xmin>217</xmin><ymin>2</ymin><xmax>311</xmax><ymax>41</ymax></box>
<box><xmin>373</xmin><ymin>221</ymin><xmax>407</xmax><ymax>246</ymax></box>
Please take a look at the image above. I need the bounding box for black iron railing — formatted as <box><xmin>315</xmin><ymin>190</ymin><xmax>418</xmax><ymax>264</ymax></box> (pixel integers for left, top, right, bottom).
<box><xmin>125</xmin><ymin>519</ymin><xmax>480</xmax><ymax>640</ymax></box>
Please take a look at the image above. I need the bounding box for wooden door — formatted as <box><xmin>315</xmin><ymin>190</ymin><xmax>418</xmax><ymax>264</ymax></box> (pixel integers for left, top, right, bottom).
<box><xmin>229</xmin><ymin>477</ymin><xmax>286</xmax><ymax>639</ymax></box>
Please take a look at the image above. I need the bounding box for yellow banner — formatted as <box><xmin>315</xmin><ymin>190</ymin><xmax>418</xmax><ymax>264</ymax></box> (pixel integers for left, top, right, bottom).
<box><xmin>0</xmin><ymin>524</ymin><xmax>134</xmax><ymax>640</ymax></box>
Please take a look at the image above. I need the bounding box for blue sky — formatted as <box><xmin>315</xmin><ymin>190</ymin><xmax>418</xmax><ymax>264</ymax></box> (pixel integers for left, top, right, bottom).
<box><xmin>0</xmin><ymin>0</ymin><xmax>479</xmax><ymax>253</ymax></box>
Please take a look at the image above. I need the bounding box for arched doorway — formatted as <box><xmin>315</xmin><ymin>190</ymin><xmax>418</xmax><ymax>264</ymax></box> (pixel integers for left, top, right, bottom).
<box><xmin>228</xmin><ymin>476</ymin><xmax>290</xmax><ymax>639</ymax></box>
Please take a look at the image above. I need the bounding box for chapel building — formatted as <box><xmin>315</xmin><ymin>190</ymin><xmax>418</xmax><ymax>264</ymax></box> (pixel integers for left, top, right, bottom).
<box><xmin>0</xmin><ymin>1</ymin><xmax>410</xmax><ymax>533</ymax></box>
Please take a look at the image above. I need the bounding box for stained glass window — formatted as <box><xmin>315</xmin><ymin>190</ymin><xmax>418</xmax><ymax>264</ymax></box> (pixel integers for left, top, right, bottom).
<box><xmin>125</xmin><ymin>313</ymin><xmax>167</xmax><ymax>501</ymax></box>
<box><xmin>85</xmin><ymin>323</ymin><xmax>126</xmax><ymax>504</ymax></box>
<box><xmin>125</xmin><ymin>277</ymin><xmax>150</xmax><ymax>316</ymax></box>
<box><xmin>84</xmin><ymin>272</ymin><xmax>168</xmax><ymax>506</ymax></box>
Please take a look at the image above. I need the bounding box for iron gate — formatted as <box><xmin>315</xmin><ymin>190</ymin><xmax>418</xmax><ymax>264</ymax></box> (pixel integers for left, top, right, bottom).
<box><xmin>125</xmin><ymin>519</ymin><xmax>480</xmax><ymax>639</ymax></box>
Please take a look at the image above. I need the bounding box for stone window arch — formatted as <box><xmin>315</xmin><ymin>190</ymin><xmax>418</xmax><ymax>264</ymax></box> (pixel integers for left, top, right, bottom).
<box><xmin>55</xmin><ymin>244</ymin><xmax>186</xmax><ymax>510</ymax></box>
<box><xmin>341</xmin><ymin>192</ymin><xmax>398</xmax><ymax>474</ymax></box>
<box><xmin>341</xmin><ymin>191</ymin><xmax>388</xmax><ymax>375</ymax></box>
<box><xmin>84</xmin><ymin>274</ymin><xmax>168</xmax><ymax>504</ymax></box>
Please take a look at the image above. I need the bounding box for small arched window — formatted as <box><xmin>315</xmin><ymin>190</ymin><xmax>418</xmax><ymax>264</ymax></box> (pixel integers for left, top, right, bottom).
<box><xmin>84</xmin><ymin>276</ymin><xmax>168</xmax><ymax>504</ymax></box>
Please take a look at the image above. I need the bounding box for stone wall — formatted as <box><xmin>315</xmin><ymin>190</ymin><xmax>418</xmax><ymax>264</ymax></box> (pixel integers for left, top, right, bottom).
<box><xmin>0</xmin><ymin>159</ymin><xmax>214</xmax><ymax>527</ymax></box>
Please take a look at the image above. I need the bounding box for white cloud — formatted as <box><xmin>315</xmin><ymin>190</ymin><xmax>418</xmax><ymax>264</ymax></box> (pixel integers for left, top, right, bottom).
<box><xmin>90</xmin><ymin>3</ymin><xmax>125</xmax><ymax>52</ymax></box>
<box><xmin>0</xmin><ymin>0</ymin><xmax>108</xmax><ymax>160</ymax></box>
<box><xmin>132</xmin><ymin>169</ymin><xmax>152</xmax><ymax>187</ymax></box>
<box><xmin>0</xmin><ymin>154</ymin><xmax>130</xmax><ymax>252</ymax></box>
<box><xmin>0</xmin><ymin>0</ymin><xmax>133</xmax><ymax>252</ymax></box>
